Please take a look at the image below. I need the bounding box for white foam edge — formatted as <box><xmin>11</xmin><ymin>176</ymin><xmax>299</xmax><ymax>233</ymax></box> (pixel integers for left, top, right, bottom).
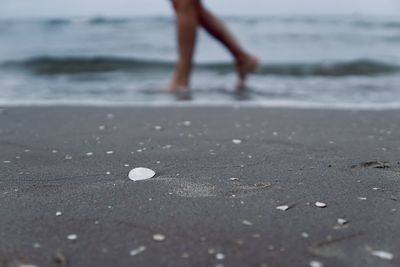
<box><xmin>1</xmin><ymin>99</ymin><xmax>400</xmax><ymax>110</ymax></box>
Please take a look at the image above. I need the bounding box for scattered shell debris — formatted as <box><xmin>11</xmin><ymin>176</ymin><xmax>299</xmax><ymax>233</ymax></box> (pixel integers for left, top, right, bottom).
<box><xmin>276</xmin><ymin>205</ymin><xmax>290</xmax><ymax>211</ymax></box>
<box><xmin>315</xmin><ymin>202</ymin><xmax>327</xmax><ymax>208</ymax></box>
<box><xmin>67</xmin><ymin>234</ymin><xmax>77</xmax><ymax>241</ymax></box>
<box><xmin>152</xmin><ymin>234</ymin><xmax>166</xmax><ymax>241</ymax></box>
<box><xmin>128</xmin><ymin>167</ymin><xmax>156</xmax><ymax>181</ymax></box>
<box><xmin>371</xmin><ymin>250</ymin><xmax>394</xmax><ymax>260</ymax></box>
<box><xmin>130</xmin><ymin>246</ymin><xmax>147</xmax><ymax>256</ymax></box>
<box><xmin>232</xmin><ymin>139</ymin><xmax>242</xmax><ymax>144</ymax></box>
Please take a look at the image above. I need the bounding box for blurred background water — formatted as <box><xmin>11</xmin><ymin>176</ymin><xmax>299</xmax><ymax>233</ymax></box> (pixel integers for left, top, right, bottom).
<box><xmin>0</xmin><ymin>15</ymin><xmax>400</xmax><ymax>106</ymax></box>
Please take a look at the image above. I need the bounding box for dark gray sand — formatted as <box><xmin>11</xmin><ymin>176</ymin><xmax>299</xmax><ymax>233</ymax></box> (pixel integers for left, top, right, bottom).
<box><xmin>1</xmin><ymin>106</ymin><xmax>400</xmax><ymax>267</ymax></box>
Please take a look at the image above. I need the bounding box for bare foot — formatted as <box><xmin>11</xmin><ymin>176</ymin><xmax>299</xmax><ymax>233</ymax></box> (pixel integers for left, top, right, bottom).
<box><xmin>236</xmin><ymin>54</ymin><xmax>259</xmax><ymax>89</ymax></box>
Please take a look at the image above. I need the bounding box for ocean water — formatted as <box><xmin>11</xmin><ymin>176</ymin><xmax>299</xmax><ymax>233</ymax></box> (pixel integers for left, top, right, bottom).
<box><xmin>0</xmin><ymin>15</ymin><xmax>400</xmax><ymax>107</ymax></box>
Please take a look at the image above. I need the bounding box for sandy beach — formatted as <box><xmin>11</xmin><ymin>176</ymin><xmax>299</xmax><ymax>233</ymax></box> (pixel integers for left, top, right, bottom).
<box><xmin>1</xmin><ymin>106</ymin><xmax>399</xmax><ymax>267</ymax></box>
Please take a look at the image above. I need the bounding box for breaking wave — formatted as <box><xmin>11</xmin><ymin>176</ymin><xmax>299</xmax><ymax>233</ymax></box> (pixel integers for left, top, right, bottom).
<box><xmin>2</xmin><ymin>56</ymin><xmax>399</xmax><ymax>77</ymax></box>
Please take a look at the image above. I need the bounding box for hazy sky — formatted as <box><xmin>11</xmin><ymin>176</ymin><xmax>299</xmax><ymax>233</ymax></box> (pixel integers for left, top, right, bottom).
<box><xmin>1</xmin><ymin>0</ymin><xmax>399</xmax><ymax>18</ymax></box>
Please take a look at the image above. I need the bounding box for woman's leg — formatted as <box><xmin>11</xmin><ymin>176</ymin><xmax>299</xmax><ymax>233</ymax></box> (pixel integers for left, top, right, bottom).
<box><xmin>168</xmin><ymin>0</ymin><xmax>200</xmax><ymax>91</ymax></box>
<box><xmin>197</xmin><ymin>3</ymin><xmax>258</xmax><ymax>88</ymax></box>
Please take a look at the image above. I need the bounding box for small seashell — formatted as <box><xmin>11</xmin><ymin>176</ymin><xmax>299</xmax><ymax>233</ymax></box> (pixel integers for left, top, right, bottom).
<box><xmin>216</xmin><ymin>253</ymin><xmax>225</xmax><ymax>260</ymax></box>
<box><xmin>67</xmin><ymin>234</ymin><xmax>77</xmax><ymax>241</ymax></box>
<box><xmin>232</xmin><ymin>139</ymin><xmax>242</xmax><ymax>144</ymax></box>
<box><xmin>276</xmin><ymin>205</ymin><xmax>290</xmax><ymax>211</ymax></box>
<box><xmin>152</xmin><ymin>234</ymin><xmax>165</xmax><ymax>241</ymax></box>
<box><xmin>337</xmin><ymin>218</ymin><xmax>348</xmax><ymax>225</ymax></box>
<box><xmin>371</xmin><ymin>250</ymin><xmax>394</xmax><ymax>260</ymax></box>
<box><xmin>315</xmin><ymin>202</ymin><xmax>327</xmax><ymax>208</ymax></box>
<box><xmin>128</xmin><ymin>167</ymin><xmax>156</xmax><ymax>181</ymax></box>
<box><xmin>241</xmin><ymin>220</ymin><xmax>253</xmax><ymax>226</ymax></box>
<box><xmin>130</xmin><ymin>246</ymin><xmax>146</xmax><ymax>256</ymax></box>
<box><xmin>309</xmin><ymin>260</ymin><xmax>323</xmax><ymax>267</ymax></box>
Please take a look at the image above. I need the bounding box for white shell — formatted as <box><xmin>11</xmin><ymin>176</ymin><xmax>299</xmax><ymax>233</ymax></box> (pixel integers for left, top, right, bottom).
<box><xmin>130</xmin><ymin>246</ymin><xmax>147</xmax><ymax>256</ymax></box>
<box><xmin>152</xmin><ymin>234</ymin><xmax>165</xmax><ymax>241</ymax></box>
<box><xmin>309</xmin><ymin>260</ymin><xmax>323</xmax><ymax>267</ymax></box>
<box><xmin>232</xmin><ymin>139</ymin><xmax>242</xmax><ymax>144</ymax></box>
<box><xmin>371</xmin><ymin>250</ymin><xmax>394</xmax><ymax>260</ymax></box>
<box><xmin>67</xmin><ymin>234</ymin><xmax>77</xmax><ymax>241</ymax></box>
<box><xmin>315</xmin><ymin>202</ymin><xmax>327</xmax><ymax>208</ymax></box>
<box><xmin>216</xmin><ymin>253</ymin><xmax>225</xmax><ymax>260</ymax></box>
<box><xmin>276</xmin><ymin>205</ymin><xmax>290</xmax><ymax>211</ymax></box>
<box><xmin>128</xmin><ymin>167</ymin><xmax>156</xmax><ymax>181</ymax></box>
<box><xmin>241</xmin><ymin>220</ymin><xmax>253</xmax><ymax>226</ymax></box>
<box><xmin>337</xmin><ymin>218</ymin><xmax>348</xmax><ymax>225</ymax></box>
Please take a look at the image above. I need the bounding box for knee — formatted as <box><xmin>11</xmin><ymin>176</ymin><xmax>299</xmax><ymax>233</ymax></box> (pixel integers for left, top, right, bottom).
<box><xmin>172</xmin><ymin>0</ymin><xmax>200</xmax><ymax>13</ymax></box>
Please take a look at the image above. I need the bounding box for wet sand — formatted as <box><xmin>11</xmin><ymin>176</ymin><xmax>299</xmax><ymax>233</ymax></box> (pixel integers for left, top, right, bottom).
<box><xmin>0</xmin><ymin>106</ymin><xmax>400</xmax><ymax>267</ymax></box>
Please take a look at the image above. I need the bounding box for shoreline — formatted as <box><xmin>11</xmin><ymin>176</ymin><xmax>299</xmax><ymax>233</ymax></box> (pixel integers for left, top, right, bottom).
<box><xmin>2</xmin><ymin>100</ymin><xmax>400</xmax><ymax>110</ymax></box>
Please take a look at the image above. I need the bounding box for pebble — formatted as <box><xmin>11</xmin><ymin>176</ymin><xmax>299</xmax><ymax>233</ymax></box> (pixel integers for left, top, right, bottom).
<box><xmin>67</xmin><ymin>234</ymin><xmax>77</xmax><ymax>241</ymax></box>
<box><xmin>152</xmin><ymin>234</ymin><xmax>166</xmax><ymax>241</ymax></box>
<box><xmin>129</xmin><ymin>246</ymin><xmax>146</xmax><ymax>256</ymax></box>
<box><xmin>309</xmin><ymin>260</ymin><xmax>323</xmax><ymax>267</ymax></box>
<box><xmin>301</xmin><ymin>232</ymin><xmax>309</xmax><ymax>238</ymax></box>
<box><xmin>315</xmin><ymin>202</ymin><xmax>327</xmax><ymax>208</ymax></box>
<box><xmin>371</xmin><ymin>250</ymin><xmax>394</xmax><ymax>260</ymax></box>
<box><xmin>215</xmin><ymin>253</ymin><xmax>225</xmax><ymax>260</ymax></box>
<box><xmin>242</xmin><ymin>220</ymin><xmax>253</xmax><ymax>226</ymax></box>
<box><xmin>276</xmin><ymin>205</ymin><xmax>290</xmax><ymax>211</ymax></box>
